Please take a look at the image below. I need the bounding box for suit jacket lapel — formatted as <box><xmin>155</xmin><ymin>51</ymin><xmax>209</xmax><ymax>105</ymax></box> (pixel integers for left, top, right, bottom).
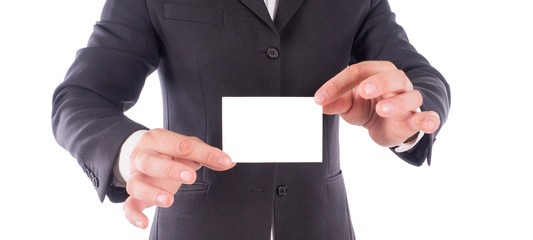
<box><xmin>274</xmin><ymin>0</ymin><xmax>306</xmax><ymax>32</ymax></box>
<box><xmin>239</xmin><ymin>0</ymin><xmax>277</xmax><ymax>31</ymax></box>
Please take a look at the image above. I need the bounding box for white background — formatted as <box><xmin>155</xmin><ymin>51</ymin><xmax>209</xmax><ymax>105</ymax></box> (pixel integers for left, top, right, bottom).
<box><xmin>1</xmin><ymin>0</ymin><xmax>532</xmax><ymax>239</ymax></box>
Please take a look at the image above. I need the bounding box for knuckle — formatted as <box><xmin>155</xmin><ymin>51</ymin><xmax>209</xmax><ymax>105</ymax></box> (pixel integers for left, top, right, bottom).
<box><xmin>189</xmin><ymin>136</ymin><xmax>202</xmax><ymax>142</ymax></box>
<box><xmin>143</xmin><ymin>191</ymin><xmax>154</xmax><ymax>203</ymax></box>
<box><xmin>384</xmin><ymin>61</ymin><xmax>396</xmax><ymax>69</ymax></box>
<box><xmin>203</xmin><ymin>148</ymin><xmax>217</xmax><ymax>166</ymax></box>
<box><xmin>165</xmin><ymin>164</ymin><xmax>178</xmax><ymax>180</ymax></box>
<box><xmin>126</xmin><ymin>172</ymin><xmax>147</xmax><ymax>196</ymax></box>
<box><xmin>174</xmin><ymin>138</ymin><xmax>193</xmax><ymax>156</ymax></box>
<box><xmin>140</xmin><ymin>130</ymin><xmax>156</xmax><ymax>142</ymax></box>
<box><xmin>396</xmin><ymin>70</ymin><xmax>412</xmax><ymax>89</ymax></box>
<box><xmin>151</xmin><ymin>128</ymin><xmax>166</xmax><ymax>134</ymax></box>
<box><xmin>347</xmin><ymin>64</ymin><xmax>362</xmax><ymax>78</ymax></box>
<box><xmin>141</xmin><ymin>128</ymin><xmax>167</xmax><ymax>143</ymax></box>
<box><xmin>373</xmin><ymin>74</ymin><xmax>387</xmax><ymax>90</ymax></box>
<box><xmin>126</xmin><ymin>179</ymin><xmax>136</xmax><ymax>195</ymax></box>
<box><xmin>130</xmin><ymin>149</ymin><xmax>141</xmax><ymax>164</ymax></box>
<box><xmin>328</xmin><ymin>78</ymin><xmax>343</xmax><ymax>94</ymax></box>
<box><xmin>405</xmin><ymin>80</ymin><xmax>413</xmax><ymax>91</ymax></box>
<box><xmin>429</xmin><ymin>111</ymin><xmax>441</xmax><ymax>122</ymax></box>
<box><xmin>413</xmin><ymin>90</ymin><xmax>423</xmax><ymax>105</ymax></box>
<box><xmin>396</xmin><ymin>69</ymin><xmax>406</xmax><ymax>78</ymax></box>
<box><xmin>129</xmin><ymin>171</ymin><xmax>144</xmax><ymax>180</ymax></box>
<box><xmin>135</xmin><ymin>154</ymin><xmax>151</xmax><ymax>173</ymax></box>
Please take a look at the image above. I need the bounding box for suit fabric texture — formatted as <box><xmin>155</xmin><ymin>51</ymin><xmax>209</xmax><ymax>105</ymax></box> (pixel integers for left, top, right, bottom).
<box><xmin>52</xmin><ymin>0</ymin><xmax>451</xmax><ymax>239</ymax></box>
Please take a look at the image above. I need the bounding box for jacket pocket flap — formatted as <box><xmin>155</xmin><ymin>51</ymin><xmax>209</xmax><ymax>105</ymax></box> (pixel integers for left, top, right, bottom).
<box><xmin>164</xmin><ymin>3</ymin><xmax>224</xmax><ymax>25</ymax></box>
<box><xmin>178</xmin><ymin>181</ymin><xmax>210</xmax><ymax>192</ymax></box>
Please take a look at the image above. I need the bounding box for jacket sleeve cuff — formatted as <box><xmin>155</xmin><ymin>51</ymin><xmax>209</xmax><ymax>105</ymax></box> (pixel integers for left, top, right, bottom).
<box><xmin>391</xmin><ymin>133</ymin><xmax>435</xmax><ymax>166</ymax></box>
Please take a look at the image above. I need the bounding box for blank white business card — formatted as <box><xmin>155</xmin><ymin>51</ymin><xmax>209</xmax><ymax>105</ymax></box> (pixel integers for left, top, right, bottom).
<box><xmin>222</xmin><ymin>97</ymin><xmax>322</xmax><ymax>163</ymax></box>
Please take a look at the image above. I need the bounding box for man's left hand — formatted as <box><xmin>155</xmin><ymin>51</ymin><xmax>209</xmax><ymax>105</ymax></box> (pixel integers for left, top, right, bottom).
<box><xmin>314</xmin><ymin>61</ymin><xmax>440</xmax><ymax>147</ymax></box>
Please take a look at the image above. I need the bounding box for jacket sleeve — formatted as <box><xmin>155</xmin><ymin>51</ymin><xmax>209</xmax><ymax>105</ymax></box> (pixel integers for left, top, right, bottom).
<box><xmin>51</xmin><ymin>0</ymin><xmax>160</xmax><ymax>202</ymax></box>
<box><xmin>351</xmin><ymin>0</ymin><xmax>451</xmax><ymax>166</ymax></box>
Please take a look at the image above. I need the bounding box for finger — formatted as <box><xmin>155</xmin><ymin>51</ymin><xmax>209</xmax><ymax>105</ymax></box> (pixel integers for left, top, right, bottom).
<box><xmin>314</xmin><ymin>61</ymin><xmax>397</xmax><ymax>105</ymax></box>
<box><xmin>358</xmin><ymin>70</ymin><xmax>412</xmax><ymax>99</ymax></box>
<box><xmin>126</xmin><ymin>172</ymin><xmax>177</xmax><ymax>208</ymax></box>
<box><xmin>131</xmin><ymin>151</ymin><xmax>197</xmax><ymax>184</ymax></box>
<box><xmin>322</xmin><ymin>91</ymin><xmax>353</xmax><ymax>115</ymax></box>
<box><xmin>138</xmin><ymin>129</ymin><xmax>234</xmax><ymax>171</ymax></box>
<box><xmin>123</xmin><ymin>197</ymin><xmax>150</xmax><ymax>229</ymax></box>
<box><xmin>408</xmin><ymin>111</ymin><xmax>440</xmax><ymax>134</ymax></box>
<box><xmin>375</xmin><ymin>90</ymin><xmax>423</xmax><ymax>118</ymax></box>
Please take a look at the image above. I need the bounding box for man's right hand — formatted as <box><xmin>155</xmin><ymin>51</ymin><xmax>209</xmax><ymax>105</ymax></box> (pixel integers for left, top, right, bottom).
<box><xmin>122</xmin><ymin>128</ymin><xmax>235</xmax><ymax>229</ymax></box>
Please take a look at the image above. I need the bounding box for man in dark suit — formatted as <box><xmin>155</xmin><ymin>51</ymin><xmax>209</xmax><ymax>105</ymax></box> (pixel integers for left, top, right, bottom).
<box><xmin>52</xmin><ymin>0</ymin><xmax>450</xmax><ymax>239</ymax></box>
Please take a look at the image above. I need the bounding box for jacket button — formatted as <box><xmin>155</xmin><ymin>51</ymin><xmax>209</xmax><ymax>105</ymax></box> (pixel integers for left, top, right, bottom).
<box><xmin>92</xmin><ymin>177</ymin><xmax>99</xmax><ymax>188</ymax></box>
<box><xmin>266</xmin><ymin>47</ymin><xmax>279</xmax><ymax>59</ymax></box>
<box><xmin>81</xmin><ymin>164</ymin><xmax>88</xmax><ymax>173</ymax></box>
<box><xmin>277</xmin><ymin>185</ymin><xmax>288</xmax><ymax>196</ymax></box>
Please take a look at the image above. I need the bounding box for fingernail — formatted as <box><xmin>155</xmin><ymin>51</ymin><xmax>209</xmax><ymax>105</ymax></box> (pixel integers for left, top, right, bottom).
<box><xmin>157</xmin><ymin>194</ymin><xmax>169</xmax><ymax>205</ymax></box>
<box><xmin>219</xmin><ymin>155</ymin><xmax>232</xmax><ymax>167</ymax></box>
<box><xmin>314</xmin><ymin>91</ymin><xmax>328</xmax><ymax>105</ymax></box>
<box><xmin>135</xmin><ymin>220</ymin><xmax>144</xmax><ymax>229</ymax></box>
<box><xmin>381</xmin><ymin>102</ymin><xmax>394</xmax><ymax>114</ymax></box>
<box><xmin>180</xmin><ymin>170</ymin><xmax>193</xmax><ymax>182</ymax></box>
<box><xmin>363</xmin><ymin>83</ymin><xmax>376</xmax><ymax>96</ymax></box>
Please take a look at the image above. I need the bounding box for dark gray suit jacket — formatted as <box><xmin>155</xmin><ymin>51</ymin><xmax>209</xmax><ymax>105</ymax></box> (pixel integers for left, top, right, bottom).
<box><xmin>52</xmin><ymin>0</ymin><xmax>450</xmax><ymax>239</ymax></box>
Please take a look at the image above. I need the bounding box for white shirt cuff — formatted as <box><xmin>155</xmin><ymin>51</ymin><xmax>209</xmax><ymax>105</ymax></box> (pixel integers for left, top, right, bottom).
<box><xmin>394</xmin><ymin>130</ymin><xmax>424</xmax><ymax>153</ymax></box>
<box><xmin>112</xmin><ymin>130</ymin><xmax>148</xmax><ymax>187</ymax></box>
<box><xmin>394</xmin><ymin>107</ymin><xmax>424</xmax><ymax>153</ymax></box>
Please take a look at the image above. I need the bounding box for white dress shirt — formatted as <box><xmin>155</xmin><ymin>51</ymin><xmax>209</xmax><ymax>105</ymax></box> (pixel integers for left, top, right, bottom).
<box><xmin>112</xmin><ymin>1</ymin><xmax>423</xmax><ymax>239</ymax></box>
